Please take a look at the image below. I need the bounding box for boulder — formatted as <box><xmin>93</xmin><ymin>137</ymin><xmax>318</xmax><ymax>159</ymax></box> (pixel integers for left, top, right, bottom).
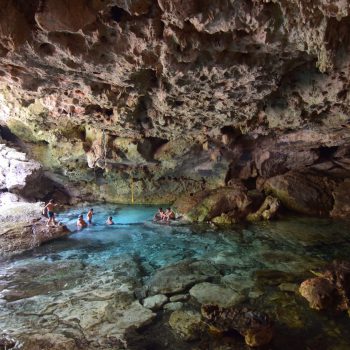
<box><xmin>201</xmin><ymin>304</ymin><xmax>274</xmax><ymax>347</ymax></box>
<box><xmin>264</xmin><ymin>171</ymin><xmax>335</xmax><ymax>216</ymax></box>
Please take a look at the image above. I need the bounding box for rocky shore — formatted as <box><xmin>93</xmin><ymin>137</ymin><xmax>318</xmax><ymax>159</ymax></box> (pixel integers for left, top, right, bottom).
<box><xmin>0</xmin><ymin>198</ymin><xmax>69</xmax><ymax>257</ymax></box>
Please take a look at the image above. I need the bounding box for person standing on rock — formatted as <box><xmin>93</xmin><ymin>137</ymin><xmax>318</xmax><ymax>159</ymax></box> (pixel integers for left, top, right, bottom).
<box><xmin>44</xmin><ymin>199</ymin><xmax>58</xmax><ymax>227</ymax></box>
<box><xmin>87</xmin><ymin>208</ymin><xmax>94</xmax><ymax>225</ymax></box>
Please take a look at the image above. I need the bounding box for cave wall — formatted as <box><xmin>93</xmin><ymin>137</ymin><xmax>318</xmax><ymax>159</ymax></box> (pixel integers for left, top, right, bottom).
<box><xmin>0</xmin><ymin>0</ymin><xmax>350</xmax><ymax>212</ymax></box>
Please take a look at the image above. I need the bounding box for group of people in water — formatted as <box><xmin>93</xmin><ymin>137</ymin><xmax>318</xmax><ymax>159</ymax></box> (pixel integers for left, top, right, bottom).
<box><xmin>76</xmin><ymin>209</ymin><xmax>116</xmax><ymax>228</ymax></box>
<box><xmin>43</xmin><ymin>200</ymin><xmax>176</xmax><ymax>229</ymax></box>
<box><xmin>153</xmin><ymin>207</ymin><xmax>176</xmax><ymax>222</ymax></box>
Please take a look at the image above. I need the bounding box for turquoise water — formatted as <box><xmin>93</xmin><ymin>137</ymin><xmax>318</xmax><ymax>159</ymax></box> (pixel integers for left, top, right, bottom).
<box><xmin>2</xmin><ymin>204</ymin><xmax>350</xmax><ymax>349</ymax></box>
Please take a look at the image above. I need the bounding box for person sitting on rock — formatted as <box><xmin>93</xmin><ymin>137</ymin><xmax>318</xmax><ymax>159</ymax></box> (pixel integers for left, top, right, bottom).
<box><xmin>106</xmin><ymin>216</ymin><xmax>114</xmax><ymax>225</ymax></box>
<box><xmin>154</xmin><ymin>208</ymin><xmax>165</xmax><ymax>221</ymax></box>
<box><xmin>77</xmin><ymin>214</ymin><xmax>87</xmax><ymax>229</ymax></box>
<box><xmin>87</xmin><ymin>208</ymin><xmax>94</xmax><ymax>224</ymax></box>
<box><xmin>44</xmin><ymin>199</ymin><xmax>57</xmax><ymax>227</ymax></box>
<box><xmin>164</xmin><ymin>208</ymin><xmax>176</xmax><ymax>221</ymax></box>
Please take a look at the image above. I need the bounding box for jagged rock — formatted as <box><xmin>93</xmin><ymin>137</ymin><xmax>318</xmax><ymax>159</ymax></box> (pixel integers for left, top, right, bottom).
<box><xmin>264</xmin><ymin>171</ymin><xmax>335</xmax><ymax>216</ymax></box>
<box><xmin>0</xmin><ymin>1</ymin><xmax>348</xmax><ymax>208</ymax></box>
<box><xmin>201</xmin><ymin>304</ymin><xmax>274</xmax><ymax>347</ymax></box>
<box><xmin>168</xmin><ymin>310</ymin><xmax>206</xmax><ymax>341</ymax></box>
<box><xmin>146</xmin><ymin>259</ymin><xmax>220</xmax><ymax>295</ymax></box>
<box><xmin>143</xmin><ymin>294</ymin><xmax>168</xmax><ymax>310</ymax></box>
<box><xmin>299</xmin><ymin>261</ymin><xmax>350</xmax><ymax>312</ymax></box>
<box><xmin>189</xmin><ymin>282</ymin><xmax>243</xmax><ymax>308</ymax></box>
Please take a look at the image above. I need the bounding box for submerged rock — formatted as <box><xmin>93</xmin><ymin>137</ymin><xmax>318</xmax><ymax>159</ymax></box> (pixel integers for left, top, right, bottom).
<box><xmin>163</xmin><ymin>302</ymin><xmax>184</xmax><ymax>311</ymax></box>
<box><xmin>146</xmin><ymin>259</ymin><xmax>220</xmax><ymax>295</ymax></box>
<box><xmin>189</xmin><ymin>282</ymin><xmax>243</xmax><ymax>308</ymax></box>
<box><xmin>143</xmin><ymin>294</ymin><xmax>168</xmax><ymax>310</ymax></box>
<box><xmin>201</xmin><ymin>304</ymin><xmax>274</xmax><ymax>347</ymax></box>
<box><xmin>169</xmin><ymin>310</ymin><xmax>206</xmax><ymax>341</ymax></box>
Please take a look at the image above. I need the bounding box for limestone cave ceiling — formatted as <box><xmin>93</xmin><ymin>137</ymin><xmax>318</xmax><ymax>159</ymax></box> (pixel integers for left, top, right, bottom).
<box><xmin>1</xmin><ymin>0</ymin><xmax>350</xmax><ymax>206</ymax></box>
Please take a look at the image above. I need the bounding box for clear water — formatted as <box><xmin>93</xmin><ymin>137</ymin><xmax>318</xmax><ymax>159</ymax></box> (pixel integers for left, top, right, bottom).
<box><xmin>2</xmin><ymin>204</ymin><xmax>350</xmax><ymax>350</ymax></box>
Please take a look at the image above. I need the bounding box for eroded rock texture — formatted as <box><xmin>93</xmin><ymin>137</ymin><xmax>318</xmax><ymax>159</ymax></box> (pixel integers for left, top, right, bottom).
<box><xmin>0</xmin><ymin>1</ymin><xmax>350</xmax><ymax>211</ymax></box>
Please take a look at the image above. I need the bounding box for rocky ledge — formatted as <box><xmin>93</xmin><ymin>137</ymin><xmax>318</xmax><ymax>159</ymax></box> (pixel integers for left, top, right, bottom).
<box><xmin>0</xmin><ymin>197</ymin><xmax>69</xmax><ymax>257</ymax></box>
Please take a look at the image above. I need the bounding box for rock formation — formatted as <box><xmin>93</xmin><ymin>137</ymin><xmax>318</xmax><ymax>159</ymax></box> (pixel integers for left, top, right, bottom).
<box><xmin>0</xmin><ymin>200</ymin><xmax>70</xmax><ymax>256</ymax></box>
<box><xmin>0</xmin><ymin>1</ymin><xmax>349</xmax><ymax>216</ymax></box>
<box><xmin>300</xmin><ymin>260</ymin><xmax>350</xmax><ymax>313</ymax></box>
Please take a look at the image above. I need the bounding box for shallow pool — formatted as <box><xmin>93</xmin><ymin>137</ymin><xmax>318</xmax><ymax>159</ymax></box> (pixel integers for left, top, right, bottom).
<box><xmin>1</xmin><ymin>204</ymin><xmax>350</xmax><ymax>350</ymax></box>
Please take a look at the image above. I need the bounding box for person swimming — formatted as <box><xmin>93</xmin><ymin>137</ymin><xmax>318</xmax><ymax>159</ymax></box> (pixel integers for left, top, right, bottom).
<box><xmin>77</xmin><ymin>214</ymin><xmax>87</xmax><ymax>228</ymax></box>
<box><xmin>164</xmin><ymin>208</ymin><xmax>175</xmax><ymax>221</ymax></box>
<box><xmin>87</xmin><ymin>208</ymin><xmax>94</xmax><ymax>224</ymax></box>
<box><xmin>153</xmin><ymin>208</ymin><xmax>165</xmax><ymax>221</ymax></box>
<box><xmin>106</xmin><ymin>216</ymin><xmax>114</xmax><ymax>225</ymax></box>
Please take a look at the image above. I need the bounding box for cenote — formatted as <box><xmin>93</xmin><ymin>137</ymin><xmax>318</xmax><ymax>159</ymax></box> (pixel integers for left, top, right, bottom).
<box><xmin>2</xmin><ymin>1</ymin><xmax>350</xmax><ymax>349</ymax></box>
<box><xmin>1</xmin><ymin>205</ymin><xmax>350</xmax><ymax>350</ymax></box>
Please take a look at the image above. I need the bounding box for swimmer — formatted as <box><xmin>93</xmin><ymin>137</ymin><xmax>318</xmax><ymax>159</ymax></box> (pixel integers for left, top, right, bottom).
<box><xmin>106</xmin><ymin>216</ymin><xmax>114</xmax><ymax>225</ymax></box>
<box><xmin>164</xmin><ymin>208</ymin><xmax>175</xmax><ymax>221</ymax></box>
<box><xmin>77</xmin><ymin>214</ymin><xmax>87</xmax><ymax>228</ymax></box>
<box><xmin>153</xmin><ymin>208</ymin><xmax>165</xmax><ymax>221</ymax></box>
